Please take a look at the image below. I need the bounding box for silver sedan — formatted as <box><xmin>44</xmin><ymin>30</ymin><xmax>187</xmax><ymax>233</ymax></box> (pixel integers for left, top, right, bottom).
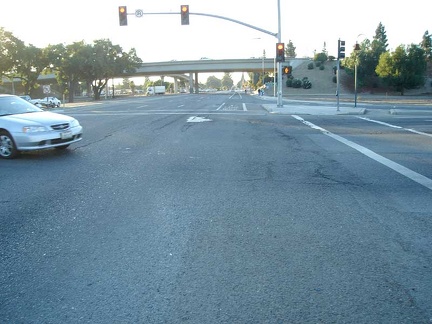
<box><xmin>0</xmin><ymin>94</ymin><xmax>83</xmax><ymax>159</ymax></box>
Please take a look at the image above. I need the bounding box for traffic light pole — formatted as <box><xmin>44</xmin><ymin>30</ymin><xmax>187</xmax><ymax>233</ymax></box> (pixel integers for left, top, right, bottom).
<box><xmin>276</xmin><ymin>0</ymin><xmax>283</xmax><ymax>107</ymax></box>
<box><xmin>336</xmin><ymin>58</ymin><xmax>340</xmax><ymax>111</ymax></box>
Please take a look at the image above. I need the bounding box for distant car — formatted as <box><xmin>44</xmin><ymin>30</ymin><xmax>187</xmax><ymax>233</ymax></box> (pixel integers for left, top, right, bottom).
<box><xmin>0</xmin><ymin>94</ymin><xmax>82</xmax><ymax>159</ymax></box>
<box><xmin>37</xmin><ymin>96</ymin><xmax>62</xmax><ymax>108</ymax></box>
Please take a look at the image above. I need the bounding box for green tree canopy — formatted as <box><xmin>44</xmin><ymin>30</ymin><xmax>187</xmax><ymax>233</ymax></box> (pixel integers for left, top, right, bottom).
<box><xmin>376</xmin><ymin>44</ymin><xmax>426</xmax><ymax>95</ymax></box>
<box><xmin>285</xmin><ymin>40</ymin><xmax>297</xmax><ymax>58</ymax></box>
<box><xmin>221</xmin><ymin>72</ymin><xmax>234</xmax><ymax>89</ymax></box>
<box><xmin>206</xmin><ymin>75</ymin><xmax>221</xmax><ymax>89</ymax></box>
<box><xmin>0</xmin><ymin>28</ymin><xmax>23</xmax><ymax>82</ymax></box>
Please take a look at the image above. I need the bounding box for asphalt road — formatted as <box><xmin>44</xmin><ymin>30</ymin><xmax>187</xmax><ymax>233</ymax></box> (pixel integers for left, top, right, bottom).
<box><xmin>1</xmin><ymin>93</ymin><xmax>432</xmax><ymax>323</ymax></box>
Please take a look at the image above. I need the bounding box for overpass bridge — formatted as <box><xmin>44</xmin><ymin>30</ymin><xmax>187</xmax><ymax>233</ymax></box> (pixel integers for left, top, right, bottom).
<box><xmin>3</xmin><ymin>58</ymin><xmax>308</xmax><ymax>94</ymax></box>
<box><xmin>124</xmin><ymin>58</ymin><xmax>307</xmax><ymax>93</ymax></box>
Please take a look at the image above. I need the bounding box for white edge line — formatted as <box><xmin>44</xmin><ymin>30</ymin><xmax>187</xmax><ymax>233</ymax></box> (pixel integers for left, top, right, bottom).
<box><xmin>293</xmin><ymin>115</ymin><xmax>432</xmax><ymax>191</ymax></box>
<box><xmin>243</xmin><ymin>103</ymin><xmax>247</xmax><ymax>111</ymax></box>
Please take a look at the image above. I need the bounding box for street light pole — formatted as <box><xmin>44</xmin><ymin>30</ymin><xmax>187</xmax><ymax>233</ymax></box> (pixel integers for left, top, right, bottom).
<box><xmin>354</xmin><ymin>34</ymin><xmax>365</xmax><ymax>107</ymax></box>
<box><xmin>262</xmin><ymin>49</ymin><xmax>265</xmax><ymax>90</ymax></box>
<box><xmin>354</xmin><ymin>61</ymin><xmax>358</xmax><ymax>107</ymax></box>
<box><xmin>354</xmin><ymin>42</ymin><xmax>360</xmax><ymax>107</ymax></box>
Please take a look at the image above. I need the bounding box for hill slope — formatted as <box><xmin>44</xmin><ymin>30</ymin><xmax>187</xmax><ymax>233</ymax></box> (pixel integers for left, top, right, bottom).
<box><xmin>263</xmin><ymin>61</ymin><xmax>339</xmax><ymax>97</ymax></box>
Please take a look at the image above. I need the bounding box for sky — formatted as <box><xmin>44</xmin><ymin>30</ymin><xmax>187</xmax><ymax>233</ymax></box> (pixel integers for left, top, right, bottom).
<box><xmin>1</xmin><ymin>0</ymin><xmax>431</xmax><ymax>84</ymax></box>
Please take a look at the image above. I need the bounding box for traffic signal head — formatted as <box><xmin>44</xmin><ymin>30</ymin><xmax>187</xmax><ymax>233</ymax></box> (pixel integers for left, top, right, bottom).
<box><xmin>181</xmin><ymin>5</ymin><xmax>189</xmax><ymax>25</ymax></box>
<box><xmin>283</xmin><ymin>66</ymin><xmax>292</xmax><ymax>75</ymax></box>
<box><xmin>276</xmin><ymin>43</ymin><xmax>285</xmax><ymax>62</ymax></box>
<box><xmin>338</xmin><ymin>40</ymin><xmax>345</xmax><ymax>59</ymax></box>
<box><xmin>119</xmin><ymin>6</ymin><xmax>127</xmax><ymax>26</ymax></box>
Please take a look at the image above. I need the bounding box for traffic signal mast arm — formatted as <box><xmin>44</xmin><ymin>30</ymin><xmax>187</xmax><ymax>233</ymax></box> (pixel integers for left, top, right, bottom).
<box><xmin>128</xmin><ymin>9</ymin><xmax>278</xmax><ymax>38</ymax></box>
<box><xmin>189</xmin><ymin>12</ymin><xmax>277</xmax><ymax>38</ymax></box>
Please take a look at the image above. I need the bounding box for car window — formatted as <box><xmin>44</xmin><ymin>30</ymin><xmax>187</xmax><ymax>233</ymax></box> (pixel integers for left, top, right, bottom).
<box><xmin>0</xmin><ymin>97</ymin><xmax>43</xmax><ymax>116</ymax></box>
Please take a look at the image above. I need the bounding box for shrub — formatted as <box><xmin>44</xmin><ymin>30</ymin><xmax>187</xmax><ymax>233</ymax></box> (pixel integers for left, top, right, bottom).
<box><xmin>286</xmin><ymin>78</ymin><xmax>293</xmax><ymax>87</ymax></box>
<box><xmin>292</xmin><ymin>79</ymin><xmax>302</xmax><ymax>88</ymax></box>
<box><xmin>307</xmin><ymin>62</ymin><xmax>314</xmax><ymax>70</ymax></box>
<box><xmin>301</xmin><ymin>77</ymin><xmax>311</xmax><ymax>89</ymax></box>
<box><xmin>303</xmin><ymin>80</ymin><xmax>312</xmax><ymax>89</ymax></box>
<box><xmin>319</xmin><ymin>65</ymin><xmax>325</xmax><ymax>70</ymax></box>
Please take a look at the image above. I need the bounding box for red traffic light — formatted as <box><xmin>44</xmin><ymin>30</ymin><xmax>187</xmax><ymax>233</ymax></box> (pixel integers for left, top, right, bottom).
<box><xmin>181</xmin><ymin>5</ymin><xmax>189</xmax><ymax>25</ymax></box>
<box><xmin>118</xmin><ymin>6</ymin><xmax>127</xmax><ymax>26</ymax></box>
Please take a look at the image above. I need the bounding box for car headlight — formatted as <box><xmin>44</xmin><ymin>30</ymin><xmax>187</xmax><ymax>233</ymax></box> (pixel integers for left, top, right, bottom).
<box><xmin>23</xmin><ymin>126</ymin><xmax>48</xmax><ymax>133</ymax></box>
<box><xmin>70</xmin><ymin>119</ymin><xmax>80</xmax><ymax>127</ymax></box>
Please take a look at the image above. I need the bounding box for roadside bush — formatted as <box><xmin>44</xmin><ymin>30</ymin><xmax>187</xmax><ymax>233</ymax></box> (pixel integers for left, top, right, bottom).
<box><xmin>302</xmin><ymin>77</ymin><xmax>312</xmax><ymax>89</ymax></box>
<box><xmin>319</xmin><ymin>65</ymin><xmax>325</xmax><ymax>70</ymax></box>
<box><xmin>286</xmin><ymin>78</ymin><xmax>293</xmax><ymax>87</ymax></box>
<box><xmin>292</xmin><ymin>79</ymin><xmax>302</xmax><ymax>88</ymax></box>
<box><xmin>307</xmin><ymin>62</ymin><xmax>314</xmax><ymax>70</ymax></box>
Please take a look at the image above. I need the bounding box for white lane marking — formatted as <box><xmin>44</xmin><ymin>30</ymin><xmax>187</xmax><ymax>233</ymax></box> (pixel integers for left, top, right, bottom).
<box><xmin>187</xmin><ymin>116</ymin><xmax>212</xmax><ymax>123</ymax></box>
<box><xmin>357</xmin><ymin>117</ymin><xmax>432</xmax><ymax>138</ymax></box>
<box><xmin>293</xmin><ymin>115</ymin><xmax>432</xmax><ymax>191</ymax></box>
<box><xmin>178</xmin><ymin>104</ymin><xmax>185</xmax><ymax>108</ymax></box>
<box><xmin>243</xmin><ymin>103</ymin><xmax>247</xmax><ymax>111</ymax></box>
<box><xmin>229</xmin><ymin>92</ymin><xmax>242</xmax><ymax>100</ymax></box>
<box><xmin>217</xmin><ymin>103</ymin><xmax>225</xmax><ymax>111</ymax></box>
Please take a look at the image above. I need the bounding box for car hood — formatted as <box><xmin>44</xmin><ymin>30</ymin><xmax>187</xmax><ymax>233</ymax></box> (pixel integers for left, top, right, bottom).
<box><xmin>3</xmin><ymin>111</ymin><xmax>75</xmax><ymax>125</ymax></box>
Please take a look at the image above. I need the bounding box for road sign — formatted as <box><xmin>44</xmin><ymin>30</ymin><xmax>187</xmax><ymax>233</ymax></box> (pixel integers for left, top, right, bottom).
<box><xmin>135</xmin><ymin>9</ymin><xmax>143</xmax><ymax>18</ymax></box>
<box><xmin>43</xmin><ymin>85</ymin><xmax>50</xmax><ymax>94</ymax></box>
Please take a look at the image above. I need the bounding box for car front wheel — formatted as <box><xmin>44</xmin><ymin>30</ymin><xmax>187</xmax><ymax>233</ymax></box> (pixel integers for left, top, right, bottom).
<box><xmin>0</xmin><ymin>131</ymin><xmax>19</xmax><ymax>159</ymax></box>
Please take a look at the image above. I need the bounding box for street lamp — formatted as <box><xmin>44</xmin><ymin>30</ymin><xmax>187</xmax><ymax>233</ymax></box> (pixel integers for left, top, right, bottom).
<box><xmin>262</xmin><ymin>49</ymin><xmax>265</xmax><ymax>92</ymax></box>
<box><xmin>354</xmin><ymin>42</ymin><xmax>361</xmax><ymax>107</ymax></box>
<box><xmin>354</xmin><ymin>34</ymin><xmax>366</xmax><ymax>107</ymax></box>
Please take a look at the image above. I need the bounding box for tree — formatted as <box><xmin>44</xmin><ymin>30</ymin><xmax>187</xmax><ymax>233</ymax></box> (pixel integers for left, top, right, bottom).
<box><xmin>221</xmin><ymin>72</ymin><xmax>234</xmax><ymax>89</ymax></box>
<box><xmin>206</xmin><ymin>75</ymin><xmax>221</xmax><ymax>89</ymax></box>
<box><xmin>78</xmin><ymin>39</ymin><xmax>142</xmax><ymax>100</ymax></box>
<box><xmin>0</xmin><ymin>28</ymin><xmax>23</xmax><ymax>84</ymax></box>
<box><xmin>45</xmin><ymin>41</ymin><xmax>88</xmax><ymax>103</ymax></box>
<box><xmin>285</xmin><ymin>40</ymin><xmax>297</xmax><ymax>58</ymax></box>
<box><xmin>376</xmin><ymin>44</ymin><xmax>426</xmax><ymax>95</ymax></box>
<box><xmin>129</xmin><ymin>80</ymin><xmax>136</xmax><ymax>95</ymax></box>
<box><xmin>14</xmin><ymin>44</ymin><xmax>49</xmax><ymax>95</ymax></box>
<box><xmin>420</xmin><ymin>30</ymin><xmax>432</xmax><ymax>62</ymax></box>
<box><xmin>372</xmin><ymin>22</ymin><xmax>388</xmax><ymax>58</ymax></box>
<box><xmin>351</xmin><ymin>23</ymin><xmax>389</xmax><ymax>89</ymax></box>
<box><xmin>314</xmin><ymin>52</ymin><xmax>327</xmax><ymax>64</ymax></box>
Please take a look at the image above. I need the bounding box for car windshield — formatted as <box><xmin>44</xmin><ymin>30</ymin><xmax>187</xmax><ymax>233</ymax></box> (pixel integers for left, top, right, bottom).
<box><xmin>0</xmin><ymin>96</ymin><xmax>43</xmax><ymax>116</ymax></box>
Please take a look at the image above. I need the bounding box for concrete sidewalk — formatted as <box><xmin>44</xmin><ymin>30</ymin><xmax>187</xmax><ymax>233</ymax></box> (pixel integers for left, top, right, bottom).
<box><xmin>259</xmin><ymin>95</ymin><xmax>366</xmax><ymax>115</ymax></box>
<box><xmin>262</xmin><ymin>103</ymin><xmax>366</xmax><ymax>115</ymax></box>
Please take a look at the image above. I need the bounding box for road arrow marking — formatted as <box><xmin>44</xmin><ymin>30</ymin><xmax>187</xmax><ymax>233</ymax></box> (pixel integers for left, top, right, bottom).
<box><xmin>187</xmin><ymin>116</ymin><xmax>212</xmax><ymax>123</ymax></box>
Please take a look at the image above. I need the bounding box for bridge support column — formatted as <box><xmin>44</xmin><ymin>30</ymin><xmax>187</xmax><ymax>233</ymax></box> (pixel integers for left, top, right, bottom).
<box><xmin>173</xmin><ymin>78</ymin><xmax>179</xmax><ymax>93</ymax></box>
<box><xmin>195</xmin><ymin>73</ymin><xmax>199</xmax><ymax>94</ymax></box>
<box><xmin>189</xmin><ymin>73</ymin><xmax>194</xmax><ymax>94</ymax></box>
